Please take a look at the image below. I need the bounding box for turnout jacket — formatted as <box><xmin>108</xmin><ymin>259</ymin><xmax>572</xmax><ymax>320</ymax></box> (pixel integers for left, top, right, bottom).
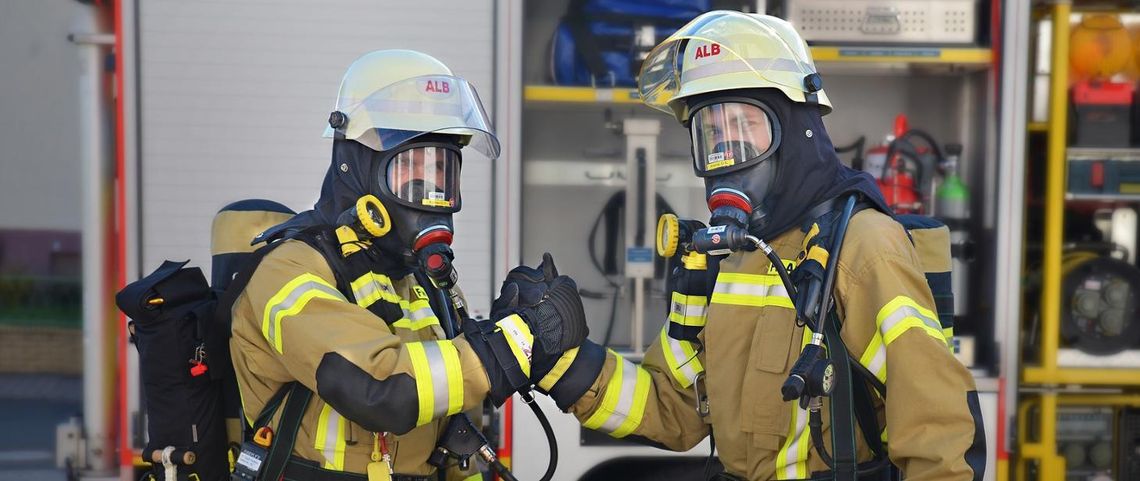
<box><xmin>229</xmin><ymin>238</ymin><xmax>491</xmax><ymax>479</ymax></box>
<box><xmin>541</xmin><ymin>209</ymin><xmax>986</xmax><ymax>480</ymax></box>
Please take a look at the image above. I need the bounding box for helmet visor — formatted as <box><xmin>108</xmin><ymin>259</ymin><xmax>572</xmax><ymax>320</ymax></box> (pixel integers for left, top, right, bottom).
<box><xmin>385</xmin><ymin>145</ymin><xmax>462</xmax><ymax>212</ymax></box>
<box><xmin>326</xmin><ymin>75</ymin><xmax>500</xmax><ymax>159</ymax></box>
<box><xmin>689</xmin><ymin>102</ymin><xmax>776</xmax><ymax>176</ymax></box>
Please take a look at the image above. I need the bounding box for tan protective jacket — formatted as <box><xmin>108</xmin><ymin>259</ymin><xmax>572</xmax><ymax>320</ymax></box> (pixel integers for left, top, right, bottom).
<box><xmin>229</xmin><ymin>239</ymin><xmax>490</xmax><ymax>479</ymax></box>
<box><xmin>545</xmin><ymin>210</ymin><xmax>983</xmax><ymax>480</ymax></box>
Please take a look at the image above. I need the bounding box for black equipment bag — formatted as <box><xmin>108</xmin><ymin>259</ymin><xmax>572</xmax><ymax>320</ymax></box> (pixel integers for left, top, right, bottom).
<box><xmin>117</xmin><ymin>261</ymin><xmax>228</xmax><ymax>481</ymax></box>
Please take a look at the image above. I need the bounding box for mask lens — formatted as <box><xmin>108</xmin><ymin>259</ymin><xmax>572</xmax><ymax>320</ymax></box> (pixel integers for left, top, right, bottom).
<box><xmin>385</xmin><ymin>146</ymin><xmax>461</xmax><ymax>211</ymax></box>
<box><xmin>690</xmin><ymin>102</ymin><xmax>774</xmax><ymax>175</ymax></box>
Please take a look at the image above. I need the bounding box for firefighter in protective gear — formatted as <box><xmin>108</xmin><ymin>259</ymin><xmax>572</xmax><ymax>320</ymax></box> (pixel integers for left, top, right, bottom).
<box><xmin>496</xmin><ymin>12</ymin><xmax>986</xmax><ymax>480</ymax></box>
<box><xmin>229</xmin><ymin>50</ymin><xmax>588</xmax><ymax>480</ymax></box>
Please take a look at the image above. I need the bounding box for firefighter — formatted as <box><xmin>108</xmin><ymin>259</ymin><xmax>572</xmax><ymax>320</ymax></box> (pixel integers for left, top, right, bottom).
<box><xmin>229</xmin><ymin>50</ymin><xmax>587</xmax><ymax>480</ymax></box>
<box><xmin>496</xmin><ymin>12</ymin><xmax>986</xmax><ymax>480</ymax></box>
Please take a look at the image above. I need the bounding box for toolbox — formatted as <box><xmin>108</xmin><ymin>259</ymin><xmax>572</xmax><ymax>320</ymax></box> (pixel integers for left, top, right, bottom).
<box><xmin>1070</xmin><ymin>80</ymin><xmax>1134</xmax><ymax>148</ymax></box>
<box><xmin>1068</xmin><ymin>148</ymin><xmax>1140</xmax><ymax>198</ymax></box>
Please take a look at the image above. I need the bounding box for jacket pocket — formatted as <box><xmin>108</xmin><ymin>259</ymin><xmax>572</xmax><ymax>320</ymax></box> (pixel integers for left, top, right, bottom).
<box><xmin>742</xmin><ymin>308</ymin><xmax>799</xmax><ymax>435</ymax></box>
<box><xmin>750</xmin><ymin>308</ymin><xmax>798</xmax><ymax>373</ymax></box>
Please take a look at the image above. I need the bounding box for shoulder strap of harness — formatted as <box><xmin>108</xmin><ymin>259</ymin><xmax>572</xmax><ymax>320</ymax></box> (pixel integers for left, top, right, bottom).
<box><xmin>256</xmin><ymin>383</ymin><xmax>313</xmax><ymax>481</ymax></box>
<box><xmin>791</xmin><ymin>196</ymin><xmax>893</xmax><ymax>473</ymax></box>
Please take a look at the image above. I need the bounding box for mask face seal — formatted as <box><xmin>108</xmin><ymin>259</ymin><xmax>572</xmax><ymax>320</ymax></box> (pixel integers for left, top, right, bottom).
<box><xmin>685</xmin><ymin>97</ymin><xmax>783</xmax><ymax>254</ymax></box>
<box><xmin>688</xmin><ymin>99</ymin><xmax>781</xmax><ymax>177</ymax></box>
<box><xmin>369</xmin><ymin>138</ymin><xmax>464</xmax><ymax>257</ymax></box>
<box><xmin>382</xmin><ymin>143</ymin><xmax>462</xmax><ymax>213</ymax></box>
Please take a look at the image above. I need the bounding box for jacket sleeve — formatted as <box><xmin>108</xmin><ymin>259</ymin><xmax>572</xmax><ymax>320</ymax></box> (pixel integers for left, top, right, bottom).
<box><xmin>838</xmin><ymin>244</ymin><xmax>985</xmax><ymax>481</ymax></box>
<box><xmin>542</xmin><ymin>289</ymin><xmax>712</xmax><ymax>451</ymax></box>
<box><xmin>236</xmin><ymin>240</ymin><xmax>491</xmax><ymax>435</ymax></box>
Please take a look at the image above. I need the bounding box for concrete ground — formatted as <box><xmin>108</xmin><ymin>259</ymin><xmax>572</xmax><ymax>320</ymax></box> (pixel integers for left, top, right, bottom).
<box><xmin>0</xmin><ymin>374</ymin><xmax>81</xmax><ymax>481</ymax></box>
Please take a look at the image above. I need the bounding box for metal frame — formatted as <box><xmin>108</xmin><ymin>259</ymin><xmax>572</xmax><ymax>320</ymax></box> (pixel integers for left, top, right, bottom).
<box><xmin>1017</xmin><ymin>2</ymin><xmax>1140</xmax><ymax>480</ymax></box>
<box><xmin>1015</xmin><ymin>393</ymin><xmax>1140</xmax><ymax>481</ymax></box>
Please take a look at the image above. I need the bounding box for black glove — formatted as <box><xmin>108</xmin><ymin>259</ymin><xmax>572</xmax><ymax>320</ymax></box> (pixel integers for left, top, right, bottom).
<box><xmin>491</xmin><ymin>254</ymin><xmax>589</xmax><ymax>376</ymax></box>
<box><xmin>491</xmin><ymin>252</ymin><xmax>560</xmax><ymax>316</ymax></box>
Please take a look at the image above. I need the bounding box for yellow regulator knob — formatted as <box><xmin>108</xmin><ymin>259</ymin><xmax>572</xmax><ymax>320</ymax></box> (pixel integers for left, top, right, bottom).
<box><xmin>657</xmin><ymin>213</ymin><xmax>680</xmax><ymax>258</ymax></box>
<box><xmin>356</xmin><ymin>194</ymin><xmax>392</xmax><ymax>238</ymax></box>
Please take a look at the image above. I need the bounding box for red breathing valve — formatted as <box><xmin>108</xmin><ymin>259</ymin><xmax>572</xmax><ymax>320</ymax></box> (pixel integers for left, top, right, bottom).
<box><xmin>427</xmin><ymin>253</ymin><xmax>445</xmax><ymax>270</ymax></box>
<box><xmin>414</xmin><ymin>229</ymin><xmax>453</xmax><ymax>252</ymax></box>
<box><xmin>708</xmin><ymin>191</ymin><xmax>751</xmax><ymax>213</ymax></box>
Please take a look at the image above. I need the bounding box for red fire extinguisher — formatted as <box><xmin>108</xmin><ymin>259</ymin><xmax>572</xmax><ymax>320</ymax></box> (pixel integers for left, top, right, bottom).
<box><xmin>873</xmin><ymin>114</ymin><xmax>923</xmax><ymax>214</ymax></box>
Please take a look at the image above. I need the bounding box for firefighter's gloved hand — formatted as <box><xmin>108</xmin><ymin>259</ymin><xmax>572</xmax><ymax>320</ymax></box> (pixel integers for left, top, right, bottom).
<box><xmin>519</xmin><ymin>275</ymin><xmax>589</xmax><ymax>365</ymax></box>
<box><xmin>491</xmin><ymin>252</ymin><xmax>560</xmax><ymax>313</ymax></box>
<box><xmin>491</xmin><ymin>254</ymin><xmax>589</xmax><ymax>378</ymax></box>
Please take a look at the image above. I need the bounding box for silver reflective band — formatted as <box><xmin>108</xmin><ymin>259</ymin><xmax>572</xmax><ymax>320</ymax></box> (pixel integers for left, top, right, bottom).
<box><xmin>881</xmin><ymin>304</ymin><xmax>943</xmax><ymax>340</ymax></box>
<box><xmin>599</xmin><ymin>359</ymin><xmax>640</xmax><ymax>433</ymax></box>
<box><xmin>671</xmin><ymin>299</ymin><xmax>707</xmax><ymax>318</ymax></box>
<box><xmin>713</xmin><ymin>280</ymin><xmax>790</xmax><ymax>298</ymax></box>
<box><xmin>423</xmin><ymin>342</ymin><xmax>452</xmax><ymax>419</ymax></box>
<box><xmin>663</xmin><ymin>331</ymin><xmax>702</xmax><ymax>387</ymax></box>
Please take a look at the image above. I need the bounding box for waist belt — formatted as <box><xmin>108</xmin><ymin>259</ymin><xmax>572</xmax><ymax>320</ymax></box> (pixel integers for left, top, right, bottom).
<box><xmin>282</xmin><ymin>457</ymin><xmax>434</xmax><ymax>481</ymax></box>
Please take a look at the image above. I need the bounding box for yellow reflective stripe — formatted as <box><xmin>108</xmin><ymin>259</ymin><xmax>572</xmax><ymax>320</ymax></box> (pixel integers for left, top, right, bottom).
<box><xmin>858</xmin><ymin>296</ymin><xmax>945</xmax><ymax>385</ymax></box>
<box><xmin>313</xmin><ymin>403</ymin><xmax>346</xmax><ymax>471</ymax></box>
<box><xmin>859</xmin><ymin>333</ymin><xmax>888</xmax><ymax>384</ymax></box>
<box><xmin>711</xmin><ymin>271</ymin><xmax>793</xmax><ymax>309</ymax></box>
<box><xmin>349</xmin><ymin>272</ymin><xmax>399</xmax><ymax>308</ymax></box>
<box><xmin>538</xmin><ymin>347</ymin><xmax>580</xmax><ymax>391</ymax></box>
<box><xmin>461</xmin><ymin>475</ymin><xmax>482</xmax><ymax>481</ymax></box>
<box><xmin>497</xmin><ymin>314</ymin><xmax>533</xmax><ymax>378</ymax></box>
<box><xmin>407</xmin><ymin>342</ymin><xmax>434</xmax><ymax>426</ymax></box>
<box><xmin>716</xmin><ymin>271</ymin><xmax>785</xmax><ymax>285</ymax></box>
<box><xmin>406</xmin><ymin>340</ymin><xmax>465</xmax><ymax>426</ymax></box>
<box><xmin>943</xmin><ymin>327</ymin><xmax>955</xmax><ymax>340</ymax></box>
<box><xmin>439</xmin><ymin>340</ymin><xmax>464</xmax><ymax>417</ymax></box>
<box><xmin>876</xmin><ymin>296</ymin><xmax>946</xmax><ymax>346</ymax></box>
<box><xmin>776</xmin><ymin>329</ymin><xmax>814</xmax><ymax>480</ymax></box>
<box><xmin>262</xmin><ymin>274</ymin><xmax>346</xmax><ymax>353</ymax></box>
<box><xmin>393</xmin><ymin>298</ymin><xmax>440</xmax><ymax>330</ymax></box>
<box><xmin>613</xmin><ymin>367</ymin><xmax>651</xmax><ymax>438</ymax></box>
<box><xmin>669</xmin><ymin>292</ymin><xmax>708</xmax><ymax>327</ymax></box>
<box><xmin>660</xmin><ymin>327</ymin><xmax>703</xmax><ymax>388</ymax></box>
<box><xmin>582</xmin><ymin>353</ymin><xmax>651</xmax><ymax>438</ymax></box>
<box><xmin>711</xmin><ymin>292</ymin><xmax>795</xmax><ymax>308</ymax></box>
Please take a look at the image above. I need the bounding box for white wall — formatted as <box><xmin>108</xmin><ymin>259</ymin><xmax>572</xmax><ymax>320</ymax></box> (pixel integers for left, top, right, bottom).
<box><xmin>137</xmin><ymin>0</ymin><xmax>498</xmax><ymax>315</ymax></box>
<box><xmin>0</xmin><ymin>0</ymin><xmax>89</xmax><ymax>230</ymax></box>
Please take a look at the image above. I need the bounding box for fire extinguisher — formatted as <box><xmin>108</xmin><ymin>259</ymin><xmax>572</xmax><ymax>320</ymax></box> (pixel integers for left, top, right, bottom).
<box><xmin>875</xmin><ymin>113</ymin><xmax>921</xmax><ymax>213</ymax></box>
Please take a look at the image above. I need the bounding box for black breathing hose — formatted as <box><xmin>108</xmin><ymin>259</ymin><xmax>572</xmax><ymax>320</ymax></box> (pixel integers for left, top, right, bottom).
<box><xmin>527</xmin><ymin>396</ymin><xmax>559</xmax><ymax>481</ymax></box>
<box><xmin>418</xmin><ymin>266</ymin><xmax>559</xmax><ymax>481</ymax></box>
